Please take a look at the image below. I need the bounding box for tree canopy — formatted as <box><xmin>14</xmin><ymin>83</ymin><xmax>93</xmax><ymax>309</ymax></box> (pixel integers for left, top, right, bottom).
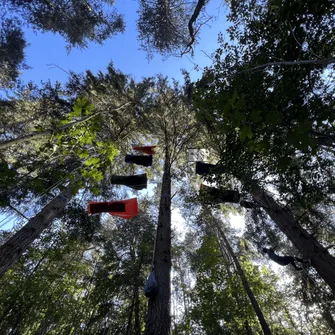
<box><xmin>0</xmin><ymin>0</ymin><xmax>335</xmax><ymax>334</ymax></box>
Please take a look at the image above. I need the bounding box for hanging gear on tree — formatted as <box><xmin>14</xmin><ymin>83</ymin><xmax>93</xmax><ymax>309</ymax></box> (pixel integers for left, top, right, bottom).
<box><xmin>133</xmin><ymin>145</ymin><xmax>156</xmax><ymax>155</ymax></box>
<box><xmin>144</xmin><ymin>220</ymin><xmax>159</xmax><ymax>298</ymax></box>
<box><xmin>144</xmin><ymin>269</ymin><xmax>158</xmax><ymax>298</ymax></box>
<box><xmin>262</xmin><ymin>248</ymin><xmax>304</xmax><ymax>271</ymax></box>
<box><xmin>110</xmin><ymin>174</ymin><xmax>147</xmax><ymax>190</ymax></box>
<box><xmin>199</xmin><ymin>184</ymin><xmax>240</xmax><ymax>204</ymax></box>
<box><xmin>240</xmin><ymin>200</ymin><xmax>267</xmax><ymax>209</ymax></box>
<box><xmin>87</xmin><ymin>198</ymin><xmax>139</xmax><ymax>219</ymax></box>
<box><xmin>195</xmin><ymin>161</ymin><xmax>225</xmax><ymax>175</ymax></box>
<box><xmin>125</xmin><ymin>154</ymin><xmax>153</xmax><ymax>167</ymax></box>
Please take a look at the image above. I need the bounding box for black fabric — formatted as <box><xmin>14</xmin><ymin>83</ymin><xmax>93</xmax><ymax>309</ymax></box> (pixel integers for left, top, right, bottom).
<box><xmin>125</xmin><ymin>155</ymin><xmax>153</xmax><ymax>167</ymax></box>
<box><xmin>195</xmin><ymin>161</ymin><xmax>216</xmax><ymax>175</ymax></box>
<box><xmin>110</xmin><ymin>174</ymin><xmax>147</xmax><ymax>190</ymax></box>
<box><xmin>144</xmin><ymin>270</ymin><xmax>158</xmax><ymax>298</ymax></box>
<box><xmin>89</xmin><ymin>202</ymin><xmax>126</xmax><ymax>214</ymax></box>
<box><xmin>200</xmin><ymin>186</ymin><xmax>240</xmax><ymax>204</ymax></box>
<box><xmin>240</xmin><ymin>200</ymin><xmax>260</xmax><ymax>208</ymax></box>
<box><xmin>266</xmin><ymin>249</ymin><xmax>303</xmax><ymax>270</ymax></box>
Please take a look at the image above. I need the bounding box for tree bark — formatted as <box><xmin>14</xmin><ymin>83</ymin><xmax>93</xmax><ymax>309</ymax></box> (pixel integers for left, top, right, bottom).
<box><xmin>134</xmin><ymin>283</ymin><xmax>141</xmax><ymax>335</ymax></box>
<box><xmin>145</xmin><ymin>152</ymin><xmax>171</xmax><ymax>335</ymax></box>
<box><xmin>126</xmin><ymin>291</ymin><xmax>135</xmax><ymax>335</ymax></box>
<box><xmin>216</xmin><ymin>224</ymin><xmax>272</xmax><ymax>335</ymax></box>
<box><xmin>252</xmin><ymin>186</ymin><xmax>335</xmax><ymax>294</ymax></box>
<box><xmin>322</xmin><ymin>306</ymin><xmax>335</xmax><ymax>334</ymax></box>
<box><xmin>0</xmin><ymin>188</ymin><xmax>73</xmax><ymax>277</ymax></box>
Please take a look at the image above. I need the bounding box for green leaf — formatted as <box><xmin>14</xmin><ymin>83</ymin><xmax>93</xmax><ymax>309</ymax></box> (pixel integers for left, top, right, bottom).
<box><xmin>84</xmin><ymin>157</ymin><xmax>101</xmax><ymax>167</ymax></box>
<box><xmin>250</xmin><ymin>110</ymin><xmax>262</xmax><ymax>123</ymax></box>
<box><xmin>278</xmin><ymin>156</ymin><xmax>291</xmax><ymax>170</ymax></box>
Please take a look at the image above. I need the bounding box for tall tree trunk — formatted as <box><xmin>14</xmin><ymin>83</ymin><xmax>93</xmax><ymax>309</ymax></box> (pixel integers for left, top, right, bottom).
<box><xmin>134</xmin><ymin>282</ymin><xmax>141</xmax><ymax>335</ymax></box>
<box><xmin>0</xmin><ymin>188</ymin><xmax>72</xmax><ymax>277</ymax></box>
<box><xmin>145</xmin><ymin>152</ymin><xmax>171</xmax><ymax>335</ymax></box>
<box><xmin>126</xmin><ymin>291</ymin><xmax>135</xmax><ymax>335</ymax></box>
<box><xmin>322</xmin><ymin>305</ymin><xmax>335</xmax><ymax>334</ymax></box>
<box><xmin>216</xmin><ymin>237</ymin><xmax>246</xmax><ymax>333</ymax></box>
<box><xmin>216</xmin><ymin>224</ymin><xmax>272</xmax><ymax>335</ymax></box>
<box><xmin>252</xmin><ymin>186</ymin><xmax>335</xmax><ymax>294</ymax></box>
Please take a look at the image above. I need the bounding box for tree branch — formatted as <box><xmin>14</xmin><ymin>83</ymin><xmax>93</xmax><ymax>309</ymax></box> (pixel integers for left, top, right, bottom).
<box><xmin>240</xmin><ymin>57</ymin><xmax>335</xmax><ymax>73</ymax></box>
<box><xmin>181</xmin><ymin>0</ymin><xmax>209</xmax><ymax>56</ymax></box>
<box><xmin>0</xmin><ymin>102</ymin><xmax>132</xmax><ymax>150</ymax></box>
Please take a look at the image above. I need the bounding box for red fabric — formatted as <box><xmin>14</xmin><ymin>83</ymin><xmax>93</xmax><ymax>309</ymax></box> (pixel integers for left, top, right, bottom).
<box><xmin>88</xmin><ymin>198</ymin><xmax>139</xmax><ymax>220</ymax></box>
<box><xmin>133</xmin><ymin>146</ymin><xmax>156</xmax><ymax>155</ymax></box>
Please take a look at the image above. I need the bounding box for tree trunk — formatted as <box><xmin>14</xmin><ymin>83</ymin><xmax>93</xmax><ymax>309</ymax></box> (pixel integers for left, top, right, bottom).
<box><xmin>216</xmin><ymin>225</ymin><xmax>272</xmax><ymax>335</ymax></box>
<box><xmin>0</xmin><ymin>188</ymin><xmax>72</xmax><ymax>277</ymax></box>
<box><xmin>134</xmin><ymin>283</ymin><xmax>141</xmax><ymax>335</ymax></box>
<box><xmin>126</xmin><ymin>291</ymin><xmax>135</xmax><ymax>335</ymax></box>
<box><xmin>252</xmin><ymin>186</ymin><xmax>335</xmax><ymax>294</ymax></box>
<box><xmin>322</xmin><ymin>306</ymin><xmax>335</xmax><ymax>334</ymax></box>
<box><xmin>145</xmin><ymin>152</ymin><xmax>171</xmax><ymax>335</ymax></box>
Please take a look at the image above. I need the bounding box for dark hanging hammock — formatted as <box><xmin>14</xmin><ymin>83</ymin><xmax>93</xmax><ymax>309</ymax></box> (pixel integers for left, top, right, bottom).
<box><xmin>125</xmin><ymin>155</ymin><xmax>153</xmax><ymax>167</ymax></box>
<box><xmin>110</xmin><ymin>174</ymin><xmax>147</xmax><ymax>190</ymax></box>
<box><xmin>195</xmin><ymin>161</ymin><xmax>225</xmax><ymax>175</ymax></box>
<box><xmin>133</xmin><ymin>146</ymin><xmax>156</xmax><ymax>155</ymax></box>
<box><xmin>240</xmin><ymin>200</ymin><xmax>263</xmax><ymax>209</ymax></box>
<box><xmin>144</xmin><ymin>270</ymin><xmax>158</xmax><ymax>298</ymax></box>
<box><xmin>199</xmin><ymin>184</ymin><xmax>240</xmax><ymax>204</ymax></box>
<box><xmin>262</xmin><ymin>248</ymin><xmax>304</xmax><ymax>271</ymax></box>
<box><xmin>87</xmin><ymin>198</ymin><xmax>139</xmax><ymax>219</ymax></box>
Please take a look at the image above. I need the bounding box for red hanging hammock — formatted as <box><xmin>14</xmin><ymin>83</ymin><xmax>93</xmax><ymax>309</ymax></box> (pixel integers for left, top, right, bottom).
<box><xmin>133</xmin><ymin>145</ymin><xmax>156</xmax><ymax>155</ymax></box>
<box><xmin>87</xmin><ymin>198</ymin><xmax>139</xmax><ymax>220</ymax></box>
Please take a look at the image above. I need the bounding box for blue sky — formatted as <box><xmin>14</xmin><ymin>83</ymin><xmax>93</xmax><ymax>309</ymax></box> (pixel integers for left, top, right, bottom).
<box><xmin>20</xmin><ymin>1</ymin><xmax>229</xmax><ymax>85</ymax></box>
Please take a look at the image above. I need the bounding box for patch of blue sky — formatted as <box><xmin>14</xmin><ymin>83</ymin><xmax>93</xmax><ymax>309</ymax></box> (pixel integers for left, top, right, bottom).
<box><xmin>19</xmin><ymin>1</ymin><xmax>229</xmax><ymax>85</ymax></box>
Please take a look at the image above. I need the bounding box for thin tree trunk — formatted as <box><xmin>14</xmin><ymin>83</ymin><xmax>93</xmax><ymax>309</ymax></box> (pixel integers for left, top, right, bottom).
<box><xmin>252</xmin><ymin>186</ymin><xmax>335</xmax><ymax>294</ymax></box>
<box><xmin>134</xmin><ymin>283</ymin><xmax>141</xmax><ymax>335</ymax></box>
<box><xmin>322</xmin><ymin>306</ymin><xmax>335</xmax><ymax>334</ymax></box>
<box><xmin>216</xmin><ymin>237</ymin><xmax>244</xmax><ymax>333</ymax></box>
<box><xmin>126</xmin><ymin>291</ymin><xmax>135</xmax><ymax>335</ymax></box>
<box><xmin>0</xmin><ymin>188</ymin><xmax>73</xmax><ymax>277</ymax></box>
<box><xmin>216</xmin><ymin>224</ymin><xmax>272</xmax><ymax>335</ymax></box>
<box><xmin>0</xmin><ymin>102</ymin><xmax>131</xmax><ymax>150</ymax></box>
<box><xmin>145</xmin><ymin>152</ymin><xmax>171</xmax><ymax>335</ymax></box>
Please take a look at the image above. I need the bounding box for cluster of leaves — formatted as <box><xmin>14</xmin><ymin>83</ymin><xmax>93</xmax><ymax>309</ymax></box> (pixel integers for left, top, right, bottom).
<box><xmin>193</xmin><ymin>0</ymin><xmax>335</xmax><ymax>208</ymax></box>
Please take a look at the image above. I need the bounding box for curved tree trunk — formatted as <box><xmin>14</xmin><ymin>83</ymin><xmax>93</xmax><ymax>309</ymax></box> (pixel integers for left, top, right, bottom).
<box><xmin>216</xmin><ymin>224</ymin><xmax>272</xmax><ymax>335</ymax></box>
<box><xmin>0</xmin><ymin>188</ymin><xmax>73</xmax><ymax>277</ymax></box>
<box><xmin>145</xmin><ymin>152</ymin><xmax>171</xmax><ymax>335</ymax></box>
<box><xmin>252</xmin><ymin>186</ymin><xmax>335</xmax><ymax>294</ymax></box>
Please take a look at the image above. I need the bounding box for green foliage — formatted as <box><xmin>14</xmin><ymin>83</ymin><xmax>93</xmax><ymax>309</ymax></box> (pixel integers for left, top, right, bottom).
<box><xmin>0</xmin><ymin>17</ymin><xmax>27</xmax><ymax>88</ymax></box>
<box><xmin>188</xmin><ymin>231</ymin><xmax>297</xmax><ymax>334</ymax></box>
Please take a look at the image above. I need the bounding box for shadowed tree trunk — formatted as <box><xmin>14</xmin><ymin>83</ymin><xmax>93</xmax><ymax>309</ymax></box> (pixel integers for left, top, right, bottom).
<box><xmin>215</xmin><ymin>223</ymin><xmax>272</xmax><ymax>335</ymax></box>
<box><xmin>145</xmin><ymin>150</ymin><xmax>171</xmax><ymax>335</ymax></box>
<box><xmin>134</xmin><ymin>282</ymin><xmax>141</xmax><ymax>335</ymax></box>
<box><xmin>252</xmin><ymin>186</ymin><xmax>335</xmax><ymax>294</ymax></box>
<box><xmin>0</xmin><ymin>188</ymin><xmax>73</xmax><ymax>277</ymax></box>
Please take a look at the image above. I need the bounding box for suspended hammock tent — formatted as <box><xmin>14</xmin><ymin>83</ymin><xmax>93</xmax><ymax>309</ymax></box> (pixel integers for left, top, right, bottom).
<box><xmin>133</xmin><ymin>146</ymin><xmax>157</xmax><ymax>155</ymax></box>
<box><xmin>125</xmin><ymin>155</ymin><xmax>153</xmax><ymax>167</ymax></box>
<box><xmin>199</xmin><ymin>184</ymin><xmax>240</xmax><ymax>204</ymax></box>
<box><xmin>87</xmin><ymin>198</ymin><xmax>139</xmax><ymax>219</ymax></box>
<box><xmin>195</xmin><ymin>161</ymin><xmax>225</xmax><ymax>176</ymax></box>
<box><xmin>240</xmin><ymin>200</ymin><xmax>264</xmax><ymax>209</ymax></box>
<box><xmin>110</xmin><ymin>174</ymin><xmax>148</xmax><ymax>190</ymax></box>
